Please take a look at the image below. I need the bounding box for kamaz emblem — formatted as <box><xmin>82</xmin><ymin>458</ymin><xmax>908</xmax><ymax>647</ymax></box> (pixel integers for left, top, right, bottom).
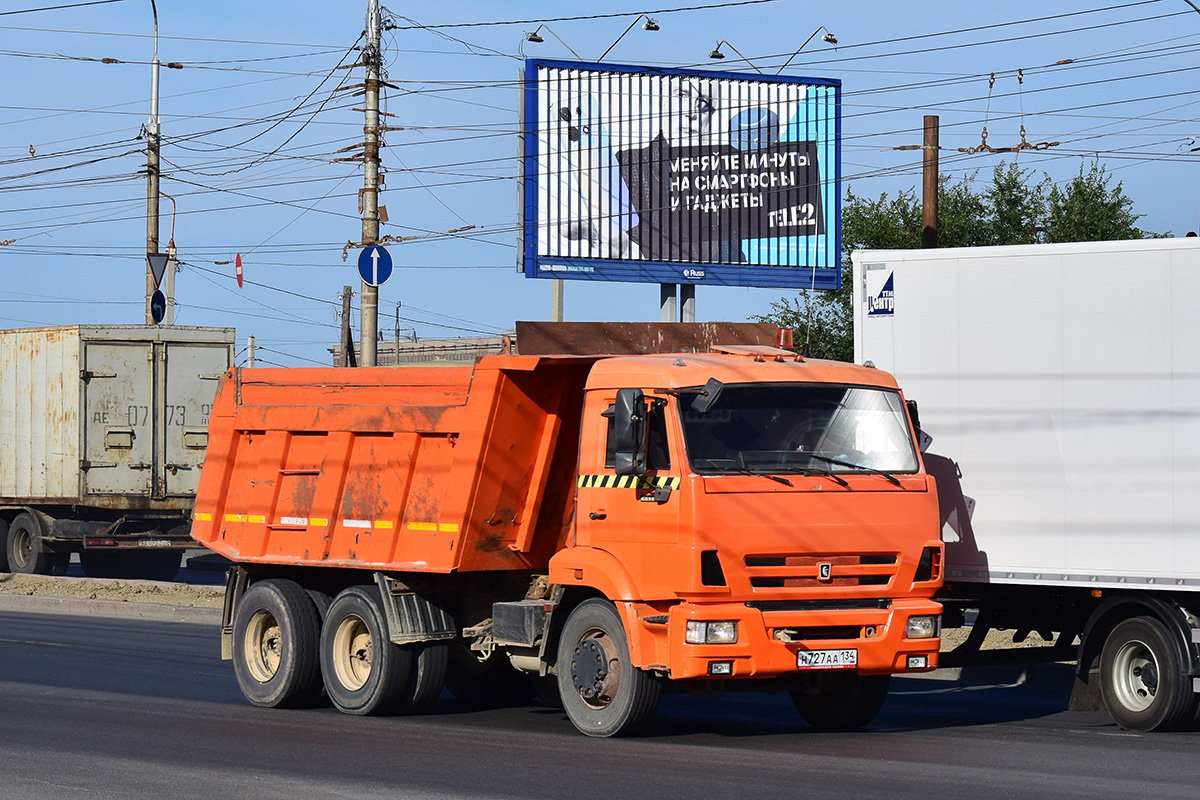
<box><xmin>818</xmin><ymin>562</ymin><xmax>833</xmax><ymax>581</ymax></box>
<box><xmin>868</xmin><ymin>272</ymin><xmax>895</xmax><ymax>316</ymax></box>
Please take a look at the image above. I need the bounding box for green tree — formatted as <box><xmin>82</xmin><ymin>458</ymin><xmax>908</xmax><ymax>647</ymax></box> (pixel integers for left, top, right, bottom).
<box><xmin>754</xmin><ymin>159</ymin><xmax>1157</xmax><ymax>361</ymax></box>
<box><xmin>1044</xmin><ymin>160</ymin><xmax>1147</xmax><ymax>242</ymax></box>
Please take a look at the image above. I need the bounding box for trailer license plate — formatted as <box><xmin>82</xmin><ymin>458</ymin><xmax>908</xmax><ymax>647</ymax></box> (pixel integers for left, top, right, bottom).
<box><xmin>137</xmin><ymin>540</ymin><xmax>172</xmax><ymax>548</ymax></box>
<box><xmin>797</xmin><ymin>649</ymin><xmax>858</xmax><ymax>669</ymax></box>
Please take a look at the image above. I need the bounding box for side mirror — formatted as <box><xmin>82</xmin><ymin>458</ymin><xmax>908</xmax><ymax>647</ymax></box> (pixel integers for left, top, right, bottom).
<box><xmin>690</xmin><ymin>378</ymin><xmax>725</xmax><ymax>414</ymax></box>
<box><xmin>612</xmin><ymin>388</ymin><xmax>647</xmax><ymax>476</ymax></box>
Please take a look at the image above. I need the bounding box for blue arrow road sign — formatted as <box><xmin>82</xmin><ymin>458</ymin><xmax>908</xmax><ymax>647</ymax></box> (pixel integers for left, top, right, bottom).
<box><xmin>357</xmin><ymin>245</ymin><xmax>393</xmax><ymax>287</ymax></box>
<box><xmin>150</xmin><ymin>289</ymin><xmax>167</xmax><ymax>324</ymax></box>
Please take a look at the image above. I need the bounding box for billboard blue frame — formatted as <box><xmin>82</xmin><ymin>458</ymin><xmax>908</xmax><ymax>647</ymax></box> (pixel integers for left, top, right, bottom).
<box><xmin>519</xmin><ymin>59</ymin><xmax>842</xmax><ymax>290</ymax></box>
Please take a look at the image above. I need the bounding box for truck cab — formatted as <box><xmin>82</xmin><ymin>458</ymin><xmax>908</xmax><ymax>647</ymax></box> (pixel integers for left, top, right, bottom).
<box><xmin>549</xmin><ymin>347</ymin><xmax>943</xmax><ymax>733</ymax></box>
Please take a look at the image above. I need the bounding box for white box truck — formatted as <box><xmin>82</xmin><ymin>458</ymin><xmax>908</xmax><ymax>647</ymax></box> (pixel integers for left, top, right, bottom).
<box><xmin>853</xmin><ymin>237</ymin><xmax>1200</xmax><ymax>731</ymax></box>
<box><xmin>0</xmin><ymin>325</ymin><xmax>235</xmax><ymax>580</ymax></box>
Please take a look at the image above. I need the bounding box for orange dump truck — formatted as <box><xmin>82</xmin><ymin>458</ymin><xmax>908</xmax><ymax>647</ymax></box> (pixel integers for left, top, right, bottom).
<box><xmin>192</xmin><ymin>323</ymin><xmax>942</xmax><ymax>736</ymax></box>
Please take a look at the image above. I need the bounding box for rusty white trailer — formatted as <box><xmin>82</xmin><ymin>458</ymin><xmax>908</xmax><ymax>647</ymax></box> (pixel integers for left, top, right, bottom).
<box><xmin>0</xmin><ymin>324</ymin><xmax>234</xmax><ymax>579</ymax></box>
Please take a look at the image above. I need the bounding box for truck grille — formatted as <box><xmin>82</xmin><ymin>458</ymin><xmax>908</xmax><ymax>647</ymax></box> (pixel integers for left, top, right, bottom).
<box><xmin>744</xmin><ymin>554</ymin><xmax>897</xmax><ymax>589</ymax></box>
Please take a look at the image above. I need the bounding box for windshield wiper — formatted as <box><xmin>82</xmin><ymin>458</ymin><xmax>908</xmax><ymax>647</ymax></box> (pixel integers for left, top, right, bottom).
<box><xmin>799</xmin><ymin>466</ymin><xmax>849</xmax><ymax>488</ymax></box>
<box><xmin>806</xmin><ymin>453</ymin><xmax>902</xmax><ymax>486</ymax></box>
<box><xmin>728</xmin><ymin>467</ymin><xmax>793</xmax><ymax>487</ymax></box>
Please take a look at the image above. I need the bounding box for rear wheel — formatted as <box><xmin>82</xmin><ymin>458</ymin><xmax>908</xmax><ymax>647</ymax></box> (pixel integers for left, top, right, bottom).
<box><xmin>556</xmin><ymin>598</ymin><xmax>661</xmax><ymax>737</ymax></box>
<box><xmin>232</xmin><ymin>579</ymin><xmax>324</xmax><ymax>708</ymax></box>
<box><xmin>6</xmin><ymin>513</ymin><xmax>59</xmax><ymax>576</ymax></box>
<box><xmin>398</xmin><ymin>642</ymin><xmax>449</xmax><ymax>714</ymax></box>
<box><xmin>321</xmin><ymin>586</ymin><xmax>412</xmax><ymax>716</ymax></box>
<box><xmin>1100</xmin><ymin>616</ymin><xmax>1196</xmax><ymax>732</ymax></box>
<box><xmin>790</xmin><ymin>672</ymin><xmax>891</xmax><ymax>730</ymax></box>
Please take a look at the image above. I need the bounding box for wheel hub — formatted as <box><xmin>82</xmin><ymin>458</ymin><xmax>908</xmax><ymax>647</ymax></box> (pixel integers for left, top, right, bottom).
<box><xmin>572</xmin><ymin>638</ymin><xmax>610</xmax><ymax>701</ymax></box>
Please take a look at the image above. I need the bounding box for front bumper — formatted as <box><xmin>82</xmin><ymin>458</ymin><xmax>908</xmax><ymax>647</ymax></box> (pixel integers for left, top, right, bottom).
<box><xmin>658</xmin><ymin>597</ymin><xmax>942</xmax><ymax>680</ymax></box>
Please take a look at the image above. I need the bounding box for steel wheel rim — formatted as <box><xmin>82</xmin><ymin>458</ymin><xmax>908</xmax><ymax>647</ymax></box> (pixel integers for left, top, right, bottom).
<box><xmin>572</xmin><ymin>626</ymin><xmax>620</xmax><ymax>710</ymax></box>
<box><xmin>332</xmin><ymin>613</ymin><xmax>373</xmax><ymax>692</ymax></box>
<box><xmin>1111</xmin><ymin>638</ymin><xmax>1158</xmax><ymax>712</ymax></box>
<box><xmin>243</xmin><ymin>608</ymin><xmax>282</xmax><ymax>683</ymax></box>
<box><xmin>12</xmin><ymin>526</ymin><xmax>31</xmax><ymax>569</ymax></box>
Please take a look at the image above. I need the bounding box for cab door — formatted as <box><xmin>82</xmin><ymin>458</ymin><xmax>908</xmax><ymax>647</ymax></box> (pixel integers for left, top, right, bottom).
<box><xmin>574</xmin><ymin>391</ymin><xmax>682</xmax><ymax>599</ymax></box>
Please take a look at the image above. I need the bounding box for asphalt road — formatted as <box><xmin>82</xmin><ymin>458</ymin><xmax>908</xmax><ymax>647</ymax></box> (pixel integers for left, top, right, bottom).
<box><xmin>1</xmin><ymin>609</ymin><xmax>1197</xmax><ymax>800</ymax></box>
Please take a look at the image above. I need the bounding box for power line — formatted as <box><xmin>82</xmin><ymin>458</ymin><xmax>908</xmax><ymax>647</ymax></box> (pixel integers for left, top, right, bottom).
<box><xmin>0</xmin><ymin>0</ymin><xmax>130</xmax><ymax>18</ymax></box>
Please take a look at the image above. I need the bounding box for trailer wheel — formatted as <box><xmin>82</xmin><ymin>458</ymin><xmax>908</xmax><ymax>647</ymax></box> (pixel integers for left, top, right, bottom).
<box><xmin>790</xmin><ymin>673</ymin><xmax>891</xmax><ymax>730</ymax></box>
<box><xmin>6</xmin><ymin>513</ymin><xmax>57</xmax><ymax>575</ymax></box>
<box><xmin>556</xmin><ymin>598</ymin><xmax>661</xmax><ymax>737</ymax></box>
<box><xmin>0</xmin><ymin>517</ymin><xmax>8</xmax><ymax>572</ymax></box>
<box><xmin>321</xmin><ymin>586</ymin><xmax>412</xmax><ymax>716</ymax></box>
<box><xmin>1100</xmin><ymin>616</ymin><xmax>1196</xmax><ymax>732</ymax></box>
<box><xmin>232</xmin><ymin>579</ymin><xmax>323</xmax><ymax>708</ymax></box>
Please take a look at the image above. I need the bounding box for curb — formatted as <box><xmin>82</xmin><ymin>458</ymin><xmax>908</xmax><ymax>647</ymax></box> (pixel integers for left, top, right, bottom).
<box><xmin>0</xmin><ymin>592</ymin><xmax>221</xmax><ymax>625</ymax></box>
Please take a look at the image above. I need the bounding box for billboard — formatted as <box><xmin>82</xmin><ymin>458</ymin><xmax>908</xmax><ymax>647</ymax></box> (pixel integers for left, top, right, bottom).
<box><xmin>520</xmin><ymin>59</ymin><xmax>841</xmax><ymax>290</ymax></box>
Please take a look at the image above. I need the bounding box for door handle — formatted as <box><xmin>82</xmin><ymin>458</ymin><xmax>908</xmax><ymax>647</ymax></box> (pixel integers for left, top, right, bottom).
<box><xmin>589</xmin><ymin>512</ymin><xmax>607</xmax><ymax>521</ymax></box>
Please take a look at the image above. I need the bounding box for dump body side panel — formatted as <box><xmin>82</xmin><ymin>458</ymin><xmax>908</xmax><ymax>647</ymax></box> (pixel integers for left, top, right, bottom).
<box><xmin>191</xmin><ymin>358</ymin><xmax>591</xmax><ymax>573</ymax></box>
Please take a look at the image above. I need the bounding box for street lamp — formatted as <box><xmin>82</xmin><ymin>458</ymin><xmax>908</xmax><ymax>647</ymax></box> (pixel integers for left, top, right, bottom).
<box><xmin>776</xmin><ymin>26</ymin><xmax>838</xmax><ymax>74</ymax></box>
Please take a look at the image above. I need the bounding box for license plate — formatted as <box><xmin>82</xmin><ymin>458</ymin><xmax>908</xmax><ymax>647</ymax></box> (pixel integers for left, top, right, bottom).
<box><xmin>796</xmin><ymin>648</ymin><xmax>858</xmax><ymax>670</ymax></box>
<box><xmin>137</xmin><ymin>539</ymin><xmax>173</xmax><ymax>549</ymax></box>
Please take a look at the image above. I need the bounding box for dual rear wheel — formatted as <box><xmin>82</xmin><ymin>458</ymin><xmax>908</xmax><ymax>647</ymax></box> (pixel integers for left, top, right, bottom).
<box><xmin>232</xmin><ymin>580</ymin><xmax>447</xmax><ymax>716</ymax></box>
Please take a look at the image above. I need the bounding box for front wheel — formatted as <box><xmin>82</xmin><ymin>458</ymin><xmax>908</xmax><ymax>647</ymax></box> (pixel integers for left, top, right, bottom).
<box><xmin>1100</xmin><ymin>616</ymin><xmax>1196</xmax><ymax>732</ymax></box>
<box><xmin>790</xmin><ymin>672</ymin><xmax>891</xmax><ymax>731</ymax></box>
<box><xmin>556</xmin><ymin>598</ymin><xmax>661</xmax><ymax>737</ymax></box>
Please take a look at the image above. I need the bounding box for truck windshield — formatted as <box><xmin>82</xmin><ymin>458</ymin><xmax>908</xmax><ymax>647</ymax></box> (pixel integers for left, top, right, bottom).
<box><xmin>679</xmin><ymin>383</ymin><xmax>918</xmax><ymax>476</ymax></box>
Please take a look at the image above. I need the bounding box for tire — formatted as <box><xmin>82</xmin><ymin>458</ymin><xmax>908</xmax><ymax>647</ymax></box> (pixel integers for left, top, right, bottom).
<box><xmin>232</xmin><ymin>579</ymin><xmax>324</xmax><ymax>709</ymax></box>
<box><xmin>444</xmin><ymin>655</ymin><xmax>535</xmax><ymax>707</ymax></box>
<box><xmin>320</xmin><ymin>586</ymin><xmax>412</xmax><ymax>716</ymax></box>
<box><xmin>1100</xmin><ymin>615</ymin><xmax>1196</xmax><ymax>732</ymax></box>
<box><xmin>398</xmin><ymin>642</ymin><xmax>448</xmax><ymax>714</ymax></box>
<box><xmin>790</xmin><ymin>672</ymin><xmax>891</xmax><ymax>731</ymax></box>
<box><xmin>0</xmin><ymin>517</ymin><xmax>10</xmax><ymax>573</ymax></box>
<box><xmin>6</xmin><ymin>512</ymin><xmax>56</xmax><ymax>575</ymax></box>
<box><xmin>79</xmin><ymin>551</ymin><xmax>125</xmax><ymax>579</ymax></box>
<box><xmin>132</xmin><ymin>550</ymin><xmax>182</xmax><ymax>582</ymax></box>
<box><xmin>556</xmin><ymin>598</ymin><xmax>661</xmax><ymax>737</ymax></box>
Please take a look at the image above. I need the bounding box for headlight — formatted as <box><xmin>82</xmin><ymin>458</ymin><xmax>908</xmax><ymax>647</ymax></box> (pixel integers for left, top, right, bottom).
<box><xmin>686</xmin><ymin>620</ymin><xmax>739</xmax><ymax>644</ymax></box>
<box><xmin>905</xmin><ymin>615</ymin><xmax>940</xmax><ymax>639</ymax></box>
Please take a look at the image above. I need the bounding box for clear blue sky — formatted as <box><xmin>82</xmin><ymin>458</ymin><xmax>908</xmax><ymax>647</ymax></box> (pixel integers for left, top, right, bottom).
<box><xmin>2</xmin><ymin>0</ymin><xmax>1198</xmax><ymax>366</ymax></box>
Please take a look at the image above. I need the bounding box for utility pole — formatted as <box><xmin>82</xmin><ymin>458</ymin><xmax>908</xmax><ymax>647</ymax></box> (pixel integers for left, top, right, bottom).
<box><xmin>246</xmin><ymin>335</ymin><xmax>256</xmax><ymax>368</ymax></box>
<box><xmin>359</xmin><ymin>0</ymin><xmax>383</xmax><ymax>366</ymax></box>
<box><xmin>922</xmin><ymin>114</ymin><xmax>939</xmax><ymax>249</ymax></box>
<box><xmin>340</xmin><ymin>285</ymin><xmax>357</xmax><ymax>367</ymax></box>
<box><xmin>144</xmin><ymin>0</ymin><xmax>162</xmax><ymax>324</ymax></box>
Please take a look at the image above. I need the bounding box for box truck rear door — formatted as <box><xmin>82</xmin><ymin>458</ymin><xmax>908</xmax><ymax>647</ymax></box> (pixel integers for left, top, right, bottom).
<box><xmin>83</xmin><ymin>341</ymin><xmax>154</xmax><ymax>496</ymax></box>
<box><xmin>162</xmin><ymin>342</ymin><xmax>228</xmax><ymax>497</ymax></box>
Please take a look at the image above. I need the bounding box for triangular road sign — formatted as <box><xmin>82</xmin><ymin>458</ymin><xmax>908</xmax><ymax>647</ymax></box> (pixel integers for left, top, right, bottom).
<box><xmin>147</xmin><ymin>253</ymin><xmax>170</xmax><ymax>288</ymax></box>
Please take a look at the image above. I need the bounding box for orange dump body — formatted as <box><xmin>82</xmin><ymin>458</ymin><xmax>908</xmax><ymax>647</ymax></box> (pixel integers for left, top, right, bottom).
<box><xmin>191</xmin><ymin>356</ymin><xmax>593</xmax><ymax>573</ymax></box>
<box><xmin>193</xmin><ymin>349</ymin><xmax>942</xmax><ymax>682</ymax></box>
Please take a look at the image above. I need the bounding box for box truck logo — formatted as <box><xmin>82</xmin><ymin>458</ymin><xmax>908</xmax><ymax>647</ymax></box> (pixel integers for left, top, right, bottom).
<box><xmin>867</xmin><ymin>272</ymin><xmax>895</xmax><ymax>316</ymax></box>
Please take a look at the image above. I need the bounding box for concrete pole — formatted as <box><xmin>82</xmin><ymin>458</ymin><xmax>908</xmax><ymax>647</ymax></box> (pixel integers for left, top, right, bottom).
<box><xmin>680</xmin><ymin>284</ymin><xmax>696</xmax><ymax>322</ymax></box>
<box><xmin>551</xmin><ymin>279</ymin><xmax>564</xmax><ymax>322</ymax></box>
<box><xmin>144</xmin><ymin>0</ymin><xmax>161</xmax><ymax>324</ymax></box>
<box><xmin>360</xmin><ymin>0</ymin><xmax>382</xmax><ymax>366</ymax></box>
<box><xmin>921</xmin><ymin>115</ymin><xmax>939</xmax><ymax>249</ymax></box>
<box><xmin>246</xmin><ymin>335</ymin><xmax>255</xmax><ymax>368</ymax></box>
<box><xmin>659</xmin><ymin>284</ymin><xmax>677</xmax><ymax>322</ymax></box>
